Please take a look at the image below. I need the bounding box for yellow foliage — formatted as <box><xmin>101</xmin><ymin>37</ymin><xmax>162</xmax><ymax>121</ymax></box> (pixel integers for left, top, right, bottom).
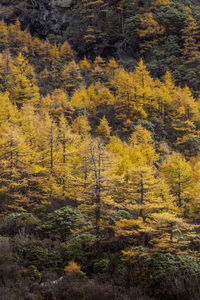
<box><xmin>64</xmin><ymin>261</ymin><xmax>81</xmax><ymax>276</ymax></box>
<box><xmin>96</xmin><ymin>116</ymin><xmax>111</xmax><ymax>138</ymax></box>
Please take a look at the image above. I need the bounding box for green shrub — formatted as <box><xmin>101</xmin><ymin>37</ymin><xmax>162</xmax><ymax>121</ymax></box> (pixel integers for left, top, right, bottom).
<box><xmin>0</xmin><ymin>212</ymin><xmax>40</xmax><ymax>236</ymax></box>
<box><xmin>143</xmin><ymin>253</ymin><xmax>200</xmax><ymax>296</ymax></box>
<box><xmin>124</xmin><ymin>250</ymin><xmax>200</xmax><ymax>299</ymax></box>
<box><xmin>93</xmin><ymin>258</ymin><xmax>110</xmax><ymax>274</ymax></box>
<box><xmin>66</xmin><ymin>233</ymin><xmax>96</xmax><ymax>264</ymax></box>
<box><xmin>15</xmin><ymin>239</ymin><xmax>66</xmax><ymax>271</ymax></box>
<box><xmin>37</xmin><ymin>206</ymin><xmax>84</xmax><ymax>241</ymax></box>
<box><xmin>24</xmin><ymin>265</ymin><xmax>41</xmax><ymax>282</ymax></box>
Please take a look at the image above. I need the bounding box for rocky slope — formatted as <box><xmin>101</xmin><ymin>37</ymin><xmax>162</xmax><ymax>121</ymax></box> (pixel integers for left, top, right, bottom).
<box><xmin>0</xmin><ymin>0</ymin><xmax>77</xmax><ymax>39</ymax></box>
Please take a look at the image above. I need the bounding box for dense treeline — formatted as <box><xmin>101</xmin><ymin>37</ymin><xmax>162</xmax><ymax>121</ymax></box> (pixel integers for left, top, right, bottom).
<box><xmin>0</xmin><ymin>18</ymin><xmax>200</xmax><ymax>300</ymax></box>
<box><xmin>2</xmin><ymin>0</ymin><xmax>200</xmax><ymax>96</ymax></box>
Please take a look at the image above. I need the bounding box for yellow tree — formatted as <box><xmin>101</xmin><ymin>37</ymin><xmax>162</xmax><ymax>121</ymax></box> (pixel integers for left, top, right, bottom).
<box><xmin>40</xmin><ymin>89</ymin><xmax>74</xmax><ymax>122</ymax></box>
<box><xmin>71</xmin><ymin>85</ymin><xmax>96</xmax><ymax>114</ymax></box>
<box><xmin>0</xmin><ymin>51</ymin><xmax>12</xmax><ymax>92</ymax></box>
<box><xmin>91</xmin><ymin>56</ymin><xmax>106</xmax><ymax>82</ymax></box>
<box><xmin>138</xmin><ymin>12</ymin><xmax>165</xmax><ymax>53</ymax></box>
<box><xmin>7</xmin><ymin>20</ymin><xmax>24</xmax><ymax>54</ymax></box>
<box><xmin>0</xmin><ymin>20</ymin><xmax>8</xmax><ymax>51</ymax></box>
<box><xmin>62</xmin><ymin>60</ymin><xmax>82</xmax><ymax>96</ymax></box>
<box><xmin>170</xmin><ymin>86</ymin><xmax>198</xmax><ymax>147</ymax></box>
<box><xmin>32</xmin><ymin>109</ymin><xmax>63</xmax><ymax>204</ymax></box>
<box><xmin>150</xmin><ymin>212</ymin><xmax>196</xmax><ymax>253</ymax></box>
<box><xmin>95</xmin><ymin>82</ymin><xmax>114</xmax><ymax>116</ymax></box>
<box><xmin>71</xmin><ymin>115</ymin><xmax>91</xmax><ymax>138</ymax></box>
<box><xmin>0</xmin><ymin>92</ymin><xmax>19</xmax><ymax>125</ymax></box>
<box><xmin>59</xmin><ymin>41</ymin><xmax>74</xmax><ymax>63</ymax></box>
<box><xmin>47</xmin><ymin>114</ymin><xmax>82</xmax><ymax>202</ymax></box>
<box><xmin>76</xmin><ymin>137</ymin><xmax>119</xmax><ymax>237</ymax></box>
<box><xmin>96</xmin><ymin>116</ymin><xmax>111</xmax><ymax>139</ymax></box>
<box><xmin>161</xmin><ymin>152</ymin><xmax>193</xmax><ymax>214</ymax></box>
<box><xmin>50</xmin><ymin>44</ymin><xmax>60</xmax><ymax>85</ymax></box>
<box><xmin>181</xmin><ymin>12</ymin><xmax>200</xmax><ymax>65</ymax></box>
<box><xmin>81</xmin><ymin>0</ymin><xmax>108</xmax><ymax>49</ymax></box>
<box><xmin>114</xmin><ymin>166</ymin><xmax>173</xmax><ymax>246</ymax></box>
<box><xmin>0</xmin><ymin>122</ymin><xmax>31</xmax><ymax>212</ymax></box>
<box><xmin>79</xmin><ymin>56</ymin><xmax>92</xmax><ymax>85</ymax></box>
<box><xmin>153</xmin><ymin>71</ymin><xmax>174</xmax><ymax>122</ymax></box>
<box><xmin>8</xmin><ymin>53</ymin><xmax>39</xmax><ymax>107</ymax></box>
<box><xmin>114</xmin><ymin>68</ymin><xmax>147</xmax><ymax>128</ymax></box>
<box><xmin>128</xmin><ymin>125</ymin><xmax>158</xmax><ymax>168</ymax></box>
<box><xmin>131</xmin><ymin>59</ymin><xmax>156</xmax><ymax>117</ymax></box>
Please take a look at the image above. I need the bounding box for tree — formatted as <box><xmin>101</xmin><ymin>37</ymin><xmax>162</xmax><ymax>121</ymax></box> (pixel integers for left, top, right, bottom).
<box><xmin>0</xmin><ymin>122</ymin><xmax>31</xmax><ymax>212</ymax></box>
<box><xmin>0</xmin><ymin>20</ymin><xmax>8</xmax><ymax>51</ymax></box>
<box><xmin>114</xmin><ymin>165</ymin><xmax>173</xmax><ymax>246</ymax></box>
<box><xmin>7</xmin><ymin>20</ymin><xmax>24</xmax><ymax>54</ymax></box>
<box><xmin>0</xmin><ymin>92</ymin><xmax>19</xmax><ymax>125</ymax></box>
<box><xmin>161</xmin><ymin>152</ymin><xmax>193</xmax><ymax>213</ymax></box>
<box><xmin>77</xmin><ymin>138</ymin><xmax>118</xmax><ymax>237</ymax></box>
<box><xmin>181</xmin><ymin>12</ymin><xmax>200</xmax><ymax>65</ymax></box>
<box><xmin>7</xmin><ymin>53</ymin><xmax>39</xmax><ymax>107</ymax></box>
<box><xmin>38</xmin><ymin>206</ymin><xmax>84</xmax><ymax>241</ymax></box>
<box><xmin>71</xmin><ymin>115</ymin><xmax>91</xmax><ymax>138</ymax></box>
<box><xmin>114</xmin><ymin>68</ymin><xmax>147</xmax><ymax>127</ymax></box>
<box><xmin>81</xmin><ymin>0</ymin><xmax>108</xmax><ymax>51</ymax></box>
<box><xmin>91</xmin><ymin>56</ymin><xmax>106</xmax><ymax>82</ymax></box>
<box><xmin>96</xmin><ymin>116</ymin><xmax>111</xmax><ymax>139</ymax></box>
<box><xmin>62</xmin><ymin>60</ymin><xmax>82</xmax><ymax>96</ymax></box>
<box><xmin>138</xmin><ymin>12</ymin><xmax>165</xmax><ymax>53</ymax></box>
<box><xmin>150</xmin><ymin>212</ymin><xmax>196</xmax><ymax>253</ymax></box>
<box><xmin>132</xmin><ymin>59</ymin><xmax>156</xmax><ymax>117</ymax></box>
<box><xmin>59</xmin><ymin>41</ymin><xmax>74</xmax><ymax>63</ymax></box>
<box><xmin>128</xmin><ymin>125</ymin><xmax>158</xmax><ymax>167</ymax></box>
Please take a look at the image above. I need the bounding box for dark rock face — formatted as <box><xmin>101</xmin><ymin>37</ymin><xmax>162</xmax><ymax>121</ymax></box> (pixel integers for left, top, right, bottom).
<box><xmin>0</xmin><ymin>0</ymin><xmax>77</xmax><ymax>39</ymax></box>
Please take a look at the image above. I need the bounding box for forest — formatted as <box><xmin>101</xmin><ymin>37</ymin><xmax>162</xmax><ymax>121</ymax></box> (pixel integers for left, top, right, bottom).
<box><xmin>0</xmin><ymin>0</ymin><xmax>200</xmax><ymax>299</ymax></box>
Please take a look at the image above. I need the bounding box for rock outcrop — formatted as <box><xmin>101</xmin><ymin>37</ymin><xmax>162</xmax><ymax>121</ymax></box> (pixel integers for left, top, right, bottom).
<box><xmin>0</xmin><ymin>0</ymin><xmax>77</xmax><ymax>39</ymax></box>
<box><xmin>51</xmin><ymin>0</ymin><xmax>73</xmax><ymax>8</ymax></box>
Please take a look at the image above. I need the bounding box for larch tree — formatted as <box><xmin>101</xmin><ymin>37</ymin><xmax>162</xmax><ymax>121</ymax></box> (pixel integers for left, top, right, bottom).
<box><xmin>7</xmin><ymin>53</ymin><xmax>39</xmax><ymax>107</ymax></box>
<box><xmin>181</xmin><ymin>11</ymin><xmax>200</xmax><ymax>65</ymax></box>
<box><xmin>131</xmin><ymin>59</ymin><xmax>156</xmax><ymax>117</ymax></box>
<box><xmin>62</xmin><ymin>60</ymin><xmax>82</xmax><ymax>96</ymax></box>
<box><xmin>77</xmin><ymin>137</ymin><xmax>119</xmax><ymax>238</ymax></box>
<box><xmin>71</xmin><ymin>115</ymin><xmax>91</xmax><ymax>138</ymax></box>
<box><xmin>161</xmin><ymin>152</ymin><xmax>193</xmax><ymax>215</ymax></box>
<box><xmin>0</xmin><ymin>20</ymin><xmax>8</xmax><ymax>51</ymax></box>
<box><xmin>96</xmin><ymin>116</ymin><xmax>111</xmax><ymax>139</ymax></box>
<box><xmin>81</xmin><ymin>0</ymin><xmax>108</xmax><ymax>50</ymax></box>
<box><xmin>150</xmin><ymin>212</ymin><xmax>196</xmax><ymax>253</ymax></box>
<box><xmin>0</xmin><ymin>122</ymin><xmax>31</xmax><ymax>212</ymax></box>
<box><xmin>138</xmin><ymin>12</ymin><xmax>165</xmax><ymax>53</ymax></box>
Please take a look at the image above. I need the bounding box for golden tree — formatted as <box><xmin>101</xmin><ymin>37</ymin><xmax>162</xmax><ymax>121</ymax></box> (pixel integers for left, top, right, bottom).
<box><xmin>7</xmin><ymin>53</ymin><xmax>39</xmax><ymax>107</ymax></box>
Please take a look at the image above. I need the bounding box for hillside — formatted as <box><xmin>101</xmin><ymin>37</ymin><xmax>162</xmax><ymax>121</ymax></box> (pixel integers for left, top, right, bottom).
<box><xmin>0</xmin><ymin>1</ymin><xmax>200</xmax><ymax>300</ymax></box>
<box><xmin>1</xmin><ymin>0</ymin><xmax>200</xmax><ymax>96</ymax></box>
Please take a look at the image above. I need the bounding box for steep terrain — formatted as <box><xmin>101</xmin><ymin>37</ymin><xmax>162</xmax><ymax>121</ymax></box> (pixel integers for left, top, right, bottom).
<box><xmin>0</xmin><ymin>1</ymin><xmax>200</xmax><ymax>300</ymax></box>
<box><xmin>1</xmin><ymin>0</ymin><xmax>200</xmax><ymax>96</ymax></box>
